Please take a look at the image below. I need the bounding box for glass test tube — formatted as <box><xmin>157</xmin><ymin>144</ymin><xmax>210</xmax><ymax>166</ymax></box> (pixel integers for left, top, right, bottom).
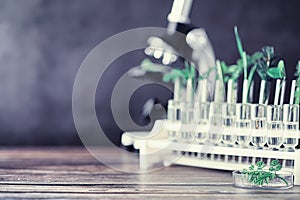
<box><xmin>251</xmin><ymin>104</ymin><xmax>267</xmax><ymax>148</ymax></box>
<box><xmin>222</xmin><ymin>103</ymin><xmax>236</xmax><ymax>146</ymax></box>
<box><xmin>167</xmin><ymin>100</ymin><xmax>176</xmax><ymax>121</ymax></box>
<box><xmin>208</xmin><ymin>102</ymin><xmax>223</xmax><ymax>145</ymax></box>
<box><xmin>180</xmin><ymin>101</ymin><xmax>194</xmax><ymax>143</ymax></box>
<box><xmin>167</xmin><ymin>99</ymin><xmax>177</xmax><ymax>141</ymax></box>
<box><xmin>267</xmin><ymin>105</ymin><xmax>283</xmax><ymax>150</ymax></box>
<box><xmin>283</xmin><ymin>104</ymin><xmax>299</xmax><ymax>151</ymax></box>
<box><xmin>194</xmin><ymin>102</ymin><xmax>210</xmax><ymax>144</ymax></box>
<box><xmin>236</xmin><ymin>103</ymin><xmax>251</xmax><ymax>147</ymax></box>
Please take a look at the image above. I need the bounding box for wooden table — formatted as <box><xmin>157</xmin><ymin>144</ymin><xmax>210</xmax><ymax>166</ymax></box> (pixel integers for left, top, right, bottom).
<box><xmin>0</xmin><ymin>147</ymin><xmax>299</xmax><ymax>199</ymax></box>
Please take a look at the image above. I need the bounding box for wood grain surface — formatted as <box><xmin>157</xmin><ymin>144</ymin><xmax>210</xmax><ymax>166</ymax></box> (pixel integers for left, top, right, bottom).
<box><xmin>0</xmin><ymin>147</ymin><xmax>299</xmax><ymax>199</ymax></box>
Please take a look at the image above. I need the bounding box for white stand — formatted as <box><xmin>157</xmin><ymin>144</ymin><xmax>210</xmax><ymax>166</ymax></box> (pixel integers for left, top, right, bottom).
<box><xmin>122</xmin><ymin>120</ymin><xmax>300</xmax><ymax>185</ymax></box>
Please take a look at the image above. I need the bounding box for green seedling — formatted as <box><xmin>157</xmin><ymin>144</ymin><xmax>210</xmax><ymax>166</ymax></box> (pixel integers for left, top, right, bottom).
<box><xmin>220</xmin><ymin>26</ymin><xmax>263</xmax><ymax>103</ymax></box>
<box><xmin>242</xmin><ymin>160</ymin><xmax>288</xmax><ymax>186</ymax></box>
<box><xmin>163</xmin><ymin>61</ymin><xmax>196</xmax><ymax>83</ymax></box>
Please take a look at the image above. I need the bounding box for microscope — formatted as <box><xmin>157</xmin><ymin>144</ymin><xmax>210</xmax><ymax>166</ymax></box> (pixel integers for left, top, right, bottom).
<box><xmin>145</xmin><ymin>0</ymin><xmax>215</xmax><ymax>69</ymax></box>
<box><xmin>129</xmin><ymin>0</ymin><xmax>216</xmax><ymax>121</ymax></box>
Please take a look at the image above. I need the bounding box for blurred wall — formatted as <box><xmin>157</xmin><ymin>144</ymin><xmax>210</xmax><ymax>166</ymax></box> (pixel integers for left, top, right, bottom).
<box><xmin>0</xmin><ymin>0</ymin><xmax>299</xmax><ymax>145</ymax></box>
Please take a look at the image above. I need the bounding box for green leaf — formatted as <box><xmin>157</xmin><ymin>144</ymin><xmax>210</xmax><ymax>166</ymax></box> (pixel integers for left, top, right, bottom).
<box><xmin>255</xmin><ymin>46</ymin><xmax>276</xmax><ymax>80</ymax></box>
<box><xmin>236</xmin><ymin>58</ymin><xmax>244</xmax><ymax>68</ymax></box>
<box><xmin>220</xmin><ymin>61</ymin><xmax>229</xmax><ymax>73</ymax></box>
<box><xmin>270</xmin><ymin>160</ymin><xmax>279</xmax><ymax>166</ymax></box>
<box><xmin>275</xmin><ymin>164</ymin><xmax>282</xmax><ymax>171</ymax></box>
<box><xmin>249</xmin><ymin>165</ymin><xmax>255</xmax><ymax>170</ymax></box>
<box><xmin>256</xmin><ymin>161</ymin><xmax>265</xmax><ymax>168</ymax></box>
<box><xmin>234</xmin><ymin>26</ymin><xmax>244</xmax><ymax>58</ymax></box>
<box><xmin>226</xmin><ymin>65</ymin><xmax>241</xmax><ymax>74</ymax></box>
<box><xmin>277</xmin><ymin>60</ymin><xmax>286</xmax><ymax>79</ymax></box>
<box><xmin>261</xmin><ymin>46</ymin><xmax>275</xmax><ymax>64</ymax></box>
<box><xmin>162</xmin><ymin>69</ymin><xmax>184</xmax><ymax>83</ymax></box>
<box><xmin>219</xmin><ymin>61</ymin><xmax>242</xmax><ymax>82</ymax></box>
<box><xmin>223</xmin><ymin>76</ymin><xmax>229</xmax><ymax>82</ymax></box>
<box><xmin>183</xmin><ymin>61</ymin><xmax>196</xmax><ymax>79</ymax></box>
<box><xmin>295</xmin><ymin>61</ymin><xmax>300</xmax><ymax>76</ymax></box>
<box><xmin>295</xmin><ymin>87</ymin><xmax>300</xmax><ymax>104</ymax></box>
<box><xmin>267</xmin><ymin>67</ymin><xmax>281</xmax><ymax>79</ymax></box>
<box><xmin>270</xmin><ymin>173</ymin><xmax>276</xmax><ymax>179</ymax></box>
<box><xmin>231</xmin><ymin>67</ymin><xmax>243</xmax><ymax>81</ymax></box>
<box><xmin>248</xmin><ymin>173</ymin><xmax>254</xmax><ymax>182</ymax></box>
<box><xmin>162</xmin><ymin>72</ymin><xmax>175</xmax><ymax>83</ymax></box>
<box><xmin>163</xmin><ymin>60</ymin><xmax>198</xmax><ymax>83</ymax></box>
<box><xmin>249</xmin><ymin>52</ymin><xmax>263</xmax><ymax>64</ymax></box>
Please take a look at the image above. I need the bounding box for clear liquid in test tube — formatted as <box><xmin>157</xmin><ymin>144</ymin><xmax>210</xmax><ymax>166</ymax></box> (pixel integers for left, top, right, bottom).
<box><xmin>167</xmin><ymin>100</ymin><xmax>177</xmax><ymax>141</ymax></box>
<box><xmin>208</xmin><ymin>102</ymin><xmax>223</xmax><ymax>145</ymax></box>
<box><xmin>282</xmin><ymin>104</ymin><xmax>299</xmax><ymax>151</ymax></box>
<box><xmin>251</xmin><ymin>104</ymin><xmax>267</xmax><ymax>148</ymax></box>
<box><xmin>195</xmin><ymin>102</ymin><xmax>210</xmax><ymax>144</ymax></box>
<box><xmin>222</xmin><ymin>103</ymin><xmax>236</xmax><ymax>146</ymax></box>
<box><xmin>236</xmin><ymin>103</ymin><xmax>251</xmax><ymax>147</ymax></box>
<box><xmin>267</xmin><ymin>105</ymin><xmax>283</xmax><ymax>150</ymax></box>
<box><xmin>180</xmin><ymin>102</ymin><xmax>194</xmax><ymax>143</ymax></box>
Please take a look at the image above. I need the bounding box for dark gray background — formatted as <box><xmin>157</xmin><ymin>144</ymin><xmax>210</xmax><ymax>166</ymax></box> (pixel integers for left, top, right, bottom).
<box><xmin>0</xmin><ymin>0</ymin><xmax>299</xmax><ymax>145</ymax></box>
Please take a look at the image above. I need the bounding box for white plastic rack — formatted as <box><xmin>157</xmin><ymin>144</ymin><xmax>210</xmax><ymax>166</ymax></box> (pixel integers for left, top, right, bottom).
<box><xmin>121</xmin><ymin>119</ymin><xmax>300</xmax><ymax>185</ymax></box>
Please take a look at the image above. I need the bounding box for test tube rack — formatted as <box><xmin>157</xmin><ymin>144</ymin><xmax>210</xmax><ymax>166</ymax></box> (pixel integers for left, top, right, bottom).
<box><xmin>121</xmin><ymin>119</ymin><xmax>300</xmax><ymax>185</ymax></box>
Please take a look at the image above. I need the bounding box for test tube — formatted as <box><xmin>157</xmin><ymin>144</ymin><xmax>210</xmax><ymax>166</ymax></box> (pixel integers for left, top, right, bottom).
<box><xmin>172</xmin><ymin>77</ymin><xmax>185</xmax><ymax>122</ymax></box>
<box><xmin>222</xmin><ymin>103</ymin><xmax>236</xmax><ymax>146</ymax></box>
<box><xmin>167</xmin><ymin>99</ymin><xmax>177</xmax><ymax>141</ymax></box>
<box><xmin>180</xmin><ymin>101</ymin><xmax>194</xmax><ymax>143</ymax></box>
<box><xmin>251</xmin><ymin>104</ymin><xmax>267</xmax><ymax>148</ymax></box>
<box><xmin>194</xmin><ymin>101</ymin><xmax>210</xmax><ymax>144</ymax></box>
<box><xmin>167</xmin><ymin>99</ymin><xmax>176</xmax><ymax>121</ymax></box>
<box><xmin>283</xmin><ymin>104</ymin><xmax>299</xmax><ymax>151</ymax></box>
<box><xmin>235</xmin><ymin>103</ymin><xmax>251</xmax><ymax>147</ymax></box>
<box><xmin>267</xmin><ymin>105</ymin><xmax>283</xmax><ymax>150</ymax></box>
<box><xmin>208</xmin><ymin>102</ymin><xmax>223</xmax><ymax>145</ymax></box>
